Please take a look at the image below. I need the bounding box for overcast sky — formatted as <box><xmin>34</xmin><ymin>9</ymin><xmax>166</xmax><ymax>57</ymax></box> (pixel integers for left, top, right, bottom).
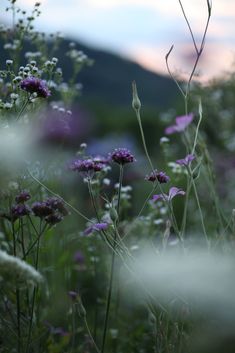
<box><xmin>1</xmin><ymin>0</ymin><xmax>235</xmax><ymax>82</ymax></box>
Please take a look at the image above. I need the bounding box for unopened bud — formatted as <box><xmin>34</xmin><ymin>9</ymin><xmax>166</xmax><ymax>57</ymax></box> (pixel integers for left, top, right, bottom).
<box><xmin>132</xmin><ymin>81</ymin><xmax>141</xmax><ymax>111</ymax></box>
<box><xmin>110</xmin><ymin>207</ymin><xmax>118</xmax><ymax>222</ymax></box>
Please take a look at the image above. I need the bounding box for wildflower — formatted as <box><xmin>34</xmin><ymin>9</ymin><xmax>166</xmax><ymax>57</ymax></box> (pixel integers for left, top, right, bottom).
<box><xmin>74</xmin><ymin>251</ymin><xmax>85</xmax><ymax>264</ymax></box>
<box><xmin>45</xmin><ymin>213</ymin><xmax>63</xmax><ymax>225</ymax></box>
<box><xmin>20</xmin><ymin>76</ymin><xmax>51</xmax><ymax>98</ymax></box>
<box><xmin>83</xmin><ymin>222</ymin><xmax>109</xmax><ymax>236</ymax></box>
<box><xmin>11</xmin><ymin>204</ymin><xmax>31</xmax><ymax>221</ymax></box>
<box><xmin>68</xmin><ymin>290</ymin><xmax>78</xmax><ymax>301</ymax></box>
<box><xmin>145</xmin><ymin>170</ymin><xmax>170</xmax><ymax>183</ymax></box>
<box><xmin>165</xmin><ymin>113</ymin><xmax>193</xmax><ymax>135</ymax></box>
<box><xmin>152</xmin><ymin>187</ymin><xmax>185</xmax><ymax>202</ymax></box>
<box><xmin>0</xmin><ymin>250</ymin><xmax>42</xmax><ymax>285</ymax></box>
<box><xmin>45</xmin><ymin>197</ymin><xmax>68</xmax><ymax>216</ymax></box>
<box><xmin>111</xmin><ymin>148</ymin><xmax>135</xmax><ymax>165</ymax></box>
<box><xmin>15</xmin><ymin>190</ymin><xmax>31</xmax><ymax>203</ymax></box>
<box><xmin>32</xmin><ymin>201</ymin><xmax>52</xmax><ymax>217</ymax></box>
<box><xmin>176</xmin><ymin>154</ymin><xmax>195</xmax><ymax>167</ymax></box>
<box><xmin>69</xmin><ymin>157</ymin><xmax>107</xmax><ymax>176</ymax></box>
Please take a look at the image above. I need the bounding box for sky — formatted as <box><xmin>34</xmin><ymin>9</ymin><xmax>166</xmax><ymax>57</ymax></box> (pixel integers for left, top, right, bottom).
<box><xmin>1</xmin><ymin>0</ymin><xmax>235</xmax><ymax>82</ymax></box>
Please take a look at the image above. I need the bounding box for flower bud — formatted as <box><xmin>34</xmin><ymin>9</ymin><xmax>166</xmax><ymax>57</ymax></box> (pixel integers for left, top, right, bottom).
<box><xmin>132</xmin><ymin>81</ymin><xmax>141</xmax><ymax>112</ymax></box>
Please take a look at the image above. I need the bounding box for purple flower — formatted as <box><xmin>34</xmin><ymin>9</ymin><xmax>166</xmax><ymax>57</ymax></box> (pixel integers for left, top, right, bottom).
<box><xmin>15</xmin><ymin>190</ymin><xmax>31</xmax><ymax>203</ymax></box>
<box><xmin>111</xmin><ymin>148</ymin><xmax>135</xmax><ymax>165</ymax></box>
<box><xmin>176</xmin><ymin>154</ymin><xmax>195</xmax><ymax>167</ymax></box>
<box><xmin>45</xmin><ymin>213</ymin><xmax>63</xmax><ymax>225</ymax></box>
<box><xmin>153</xmin><ymin>187</ymin><xmax>185</xmax><ymax>202</ymax></box>
<box><xmin>68</xmin><ymin>290</ymin><xmax>78</xmax><ymax>301</ymax></box>
<box><xmin>20</xmin><ymin>76</ymin><xmax>51</xmax><ymax>98</ymax></box>
<box><xmin>145</xmin><ymin>170</ymin><xmax>170</xmax><ymax>183</ymax></box>
<box><xmin>11</xmin><ymin>204</ymin><xmax>31</xmax><ymax>221</ymax></box>
<box><xmin>74</xmin><ymin>251</ymin><xmax>85</xmax><ymax>264</ymax></box>
<box><xmin>45</xmin><ymin>197</ymin><xmax>68</xmax><ymax>216</ymax></box>
<box><xmin>32</xmin><ymin>201</ymin><xmax>53</xmax><ymax>218</ymax></box>
<box><xmin>70</xmin><ymin>158</ymin><xmax>106</xmax><ymax>175</ymax></box>
<box><xmin>84</xmin><ymin>222</ymin><xmax>109</xmax><ymax>236</ymax></box>
<box><xmin>165</xmin><ymin>114</ymin><xmax>194</xmax><ymax>135</ymax></box>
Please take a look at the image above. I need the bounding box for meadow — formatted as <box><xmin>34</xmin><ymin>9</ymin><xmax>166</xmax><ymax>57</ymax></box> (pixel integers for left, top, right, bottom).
<box><xmin>1</xmin><ymin>1</ymin><xmax>235</xmax><ymax>353</ymax></box>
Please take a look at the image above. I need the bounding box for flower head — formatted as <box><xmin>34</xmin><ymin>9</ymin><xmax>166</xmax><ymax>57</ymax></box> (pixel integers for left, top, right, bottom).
<box><xmin>20</xmin><ymin>76</ymin><xmax>51</xmax><ymax>98</ymax></box>
<box><xmin>145</xmin><ymin>170</ymin><xmax>170</xmax><ymax>183</ymax></box>
<box><xmin>84</xmin><ymin>222</ymin><xmax>109</xmax><ymax>236</ymax></box>
<box><xmin>165</xmin><ymin>114</ymin><xmax>193</xmax><ymax>135</ymax></box>
<box><xmin>111</xmin><ymin>148</ymin><xmax>135</xmax><ymax>165</ymax></box>
<box><xmin>15</xmin><ymin>190</ymin><xmax>31</xmax><ymax>203</ymax></box>
<box><xmin>70</xmin><ymin>157</ymin><xmax>107</xmax><ymax>176</ymax></box>
<box><xmin>45</xmin><ymin>197</ymin><xmax>68</xmax><ymax>216</ymax></box>
<box><xmin>176</xmin><ymin>154</ymin><xmax>195</xmax><ymax>167</ymax></box>
<box><xmin>153</xmin><ymin>187</ymin><xmax>185</xmax><ymax>202</ymax></box>
<box><xmin>32</xmin><ymin>201</ymin><xmax>53</xmax><ymax>218</ymax></box>
<box><xmin>11</xmin><ymin>204</ymin><xmax>31</xmax><ymax>221</ymax></box>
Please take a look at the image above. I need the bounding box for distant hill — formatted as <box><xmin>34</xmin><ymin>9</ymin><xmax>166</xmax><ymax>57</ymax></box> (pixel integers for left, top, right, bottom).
<box><xmin>58</xmin><ymin>40</ymin><xmax>179</xmax><ymax>109</ymax></box>
<box><xmin>0</xmin><ymin>37</ymin><xmax>179</xmax><ymax>109</ymax></box>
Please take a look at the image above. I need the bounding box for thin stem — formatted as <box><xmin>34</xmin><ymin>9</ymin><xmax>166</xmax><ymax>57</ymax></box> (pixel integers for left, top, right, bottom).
<box><xmin>101</xmin><ymin>165</ymin><xmax>124</xmax><ymax>353</ymax></box>
<box><xmin>188</xmin><ymin>168</ymin><xmax>209</xmax><ymax>246</ymax></box>
<box><xmin>17</xmin><ymin>95</ymin><xmax>30</xmax><ymax>120</ymax></box>
<box><xmin>12</xmin><ymin>222</ymin><xmax>21</xmax><ymax>353</ymax></box>
<box><xmin>135</xmin><ymin>109</ymin><xmax>155</xmax><ymax>173</ymax></box>
<box><xmin>84</xmin><ymin>317</ymin><xmax>101</xmax><ymax>353</ymax></box>
<box><xmin>25</xmin><ymin>220</ymin><xmax>42</xmax><ymax>353</ymax></box>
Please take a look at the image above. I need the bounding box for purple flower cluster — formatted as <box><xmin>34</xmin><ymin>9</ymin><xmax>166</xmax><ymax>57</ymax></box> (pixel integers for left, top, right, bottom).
<box><xmin>32</xmin><ymin>197</ymin><xmax>68</xmax><ymax>225</ymax></box>
<box><xmin>176</xmin><ymin>154</ymin><xmax>195</xmax><ymax>167</ymax></box>
<box><xmin>70</xmin><ymin>157</ymin><xmax>108</xmax><ymax>176</ymax></box>
<box><xmin>153</xmin><ymin>187</ymin><xmax>185</xmax><ymax>202</ymax></box>
<box><xmin>15</xmin><ymin>190</ymin><xmax>31</xmax><ymax>203</ymax></box>
<box><xmin>165</xmin><ymin>114</ymin><xmax>193</xmax><ymax>135</ymax></box>
<box><xmin>11</xmin><ymin>204</ymin><xmax>31</xmax><ymax>221</ymax></box>
<box><xmin>145</xmin><ymin>170</ymin><xmax>170</xmax><ymax>183</ymax></box>
<box><xmin>20</xmin><ymin>76</ymin><xmax>51</xmax><ymax>98</ymax></box>
<box><xmin>84</xmin><ymin>222</ymin><xmax>109</xmax><ymax>236</ymax></box>
<box><xmin>111</xmin><ymin>148</ymin><xmax>135</xmax><ymax>165</ymax></box>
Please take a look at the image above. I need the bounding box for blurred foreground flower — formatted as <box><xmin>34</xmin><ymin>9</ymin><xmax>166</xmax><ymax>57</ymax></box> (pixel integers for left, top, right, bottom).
<box><xmin>0</xmin><ymin>250</ymin><xmax>43</xmax><ymax>286</ymax></box>
<box><xmin>165</xmin><ymin>113</ymin><xmax>193</xmax><ymax>135</ymax></box>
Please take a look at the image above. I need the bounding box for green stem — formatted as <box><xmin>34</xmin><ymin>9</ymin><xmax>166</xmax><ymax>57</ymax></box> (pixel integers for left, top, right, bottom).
<box><xmin>12</xmin><ymin>222</ymin><xmax>21</xmax><ymax>353</ymax></box>
<box><xmin>25</xmin><ymin>220</ymin><xmax>42</xmax><ymax>353</ymax></box>
<box><xmin>136</xmin><ymin>110</ymin><xmax>155</xmax><ymax>172</ymax></box>
<box><xmin>101</xmin><ymin>165</ymin><xmax>124</xmax><ymax>353</ymax></box>
<box><xmin>17</xmin><ymin>95</ymin><xmax>30</xmax><ymax>120</ymax></box>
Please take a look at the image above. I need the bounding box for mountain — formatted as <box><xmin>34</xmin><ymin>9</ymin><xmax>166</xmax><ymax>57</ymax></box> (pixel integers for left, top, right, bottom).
<box><xmin>57</xmin><ymin>40</ymin><xmax>179</xmax><ymax>109</ymax></box>
<box><xmin>0</xmin><ymin>36</ymin><xmax>179</xmax><ymax>109</ymax></box>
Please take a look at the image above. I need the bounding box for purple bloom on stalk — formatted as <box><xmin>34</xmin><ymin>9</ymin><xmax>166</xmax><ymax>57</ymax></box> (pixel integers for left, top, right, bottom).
<box><xmin>176</xmin><ymin>154</ymin><xmax>195</xmax><ymax>167</ymax></box>
<box><xmin>84</xmin><ymin>222</ymin><xmax>109</xmax><ymax>236</ymax></box>
<box><xmin>165</xmin><ymin>114</ymin><xmax>194</xmax><ymax>135</ymax></box>
<box><xmin>45</xmin><ymin>213</ymin><xmax>63</xmax><ymax>225</ymax></box>
<box><xmin>11</xmin><ymin>204</ymin><xmax>31</xmax><ymax>221</ymax></box>
<box><xmin>111</xmin><ymin>148</ymin><xmax>135</xmax><ymax>165</ymax></box>
<box><xmin>20</xmin><ymin>76</ymin><xmax>51</xmax><ymax>98</ymax></box>
<box><xmin>153</xmin><ymin>187</ymin><xmax>185</xmax><ymax>202</ymax></box>
<box><xmin>70</xmin><ymin>158</ymin><xmax>106</xmax><ymax>175</ymax></box>
<box><xmin>145</xmin><ymin>170</ymin><xmax>170</xmax><ymax>183</ymax></box>
<box><xmin>15</xmin><ymin>190</ymin><xmax>31</xmax><ymax>203</ymax></box>
<box><xmin>32</xmin><ymin>201</ymin><xmax>53</xmax><ymax>218</ymax></box>
<box><xmin>46</xmin><ymin>197</ymin><xmax>68</xmax><ymax>216</ymax></box>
